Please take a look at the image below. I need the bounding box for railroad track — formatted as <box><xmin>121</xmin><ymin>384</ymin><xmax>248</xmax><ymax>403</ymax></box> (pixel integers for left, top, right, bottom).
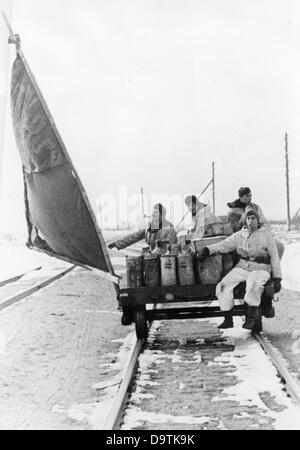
<box><xmin>0</xmin><ymin>265</ymin><xmax>76</xmax><ymax>312</ymax></box>
<box><xmin>104</xmin><ymin>317</ymin><xmax>300</xmax><ymax>430</ymax></box>
<box><xmin>103</xmin><ymin>307</ymin><xmax>157</xmax><ymax>430</ymax></box>
<box><xmin>254</xmin><ymin>332</ymin><xmax>300</xmax><ymax>404</ymax></box>
<box><xmin>0</xmin><ymin>266</ymin><xmax>44</xmax><ymax>288</ymax></box>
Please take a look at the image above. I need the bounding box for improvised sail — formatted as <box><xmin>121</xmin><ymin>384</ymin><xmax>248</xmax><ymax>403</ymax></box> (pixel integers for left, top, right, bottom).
<box><xmin>9</xmin><ymin>37</ymin><xmax>115</xmax><ymax>277</ymax></box>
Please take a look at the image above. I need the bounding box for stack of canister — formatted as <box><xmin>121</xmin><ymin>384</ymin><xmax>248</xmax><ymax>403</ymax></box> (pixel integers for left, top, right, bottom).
<box><xmin>125</xmin><ymin>237</ymin><xmax>235</xmax><ymax>288</ymax></box>
<box><xmin>126</xmin><ymin>242</ymin><xmax>195</xmax><ymax>287</ymax></box>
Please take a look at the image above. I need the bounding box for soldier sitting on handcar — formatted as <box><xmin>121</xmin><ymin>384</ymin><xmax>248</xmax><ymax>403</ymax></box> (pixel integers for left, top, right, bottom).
<box><xmin>185</xmin><ymin>195</ymin><xmax>221</xmax><ymax>240</ymax></box>
<box><xmin>197</xmin><ymin>209</ymin><xmax>282</xmax><ymax>331</ymax></box>
<box><xmin>108</xmin><ymin>203</ymin><xmax>177</xmax><ymax>251</ymax></box>
<box><xmin>227</xmin><ymin>186</ymin><xmax>284</xmax><ymax>259</ymax></box>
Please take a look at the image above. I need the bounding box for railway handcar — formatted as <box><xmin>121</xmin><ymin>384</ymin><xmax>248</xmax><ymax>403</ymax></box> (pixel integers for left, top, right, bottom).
<box><xmin>118</xmin><ymin>231</ymin><xmax>276</xmax><ymax>339</ymax></box>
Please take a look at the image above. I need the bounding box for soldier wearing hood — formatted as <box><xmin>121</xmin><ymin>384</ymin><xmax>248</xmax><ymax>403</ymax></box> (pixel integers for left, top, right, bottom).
<box><xmin>108</xmin><ymin>203</ymin><xmax>177</xmax><ymax>251</ymax></box>
<box><xmin>197</xmin><ymin>209</ymin><xmax>282</xmax><ymax>331</ymax></box>
<box><xmin>227</xmin><ymin>187</ymin><xmax>268</xmax><ymax>232</ymax></box>
<box><xmin>185</xmin><ymin>195</ymin><xmax>221</xmax><ymax>239</ymax></box>
<box><xmin>227</xmin><ymin>187</ymin><xmax>284</xmax><ymax>259</ymax></box>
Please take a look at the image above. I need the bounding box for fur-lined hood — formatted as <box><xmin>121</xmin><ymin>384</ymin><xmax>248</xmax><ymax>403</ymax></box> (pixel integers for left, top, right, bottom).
<box><xmin>227</xmin><ymin>199</ymin><xmax>246</xmax><ymax>209</ymax></box>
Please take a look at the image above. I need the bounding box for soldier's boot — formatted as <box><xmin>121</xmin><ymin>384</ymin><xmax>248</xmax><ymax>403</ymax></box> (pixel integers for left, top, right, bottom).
<box><xmin>243</xmin><ymin>306</ymin><xmax>260</xmax><ymax>330</ymax></box>
<box><xmin>262</xmin><ymin>298</ymin><xmax>275</xmax><ymax>318</ymax></box>
<box><xmin>218</xmin><ymin>311</ymin><xmax>234</xmax><ymax>329</ymax></box>
<box><xmin>121</xmin><ymin>307</ymin><xmax>133</xmax><ymax>326</ymax></box>
<box><xmin>262</xmin><ymin>283</ymin><xmax>275</xmax><ymax>318</ymax></box>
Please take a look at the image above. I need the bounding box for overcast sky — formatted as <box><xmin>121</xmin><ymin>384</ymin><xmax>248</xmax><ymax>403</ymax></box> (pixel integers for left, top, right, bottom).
<box><xmin>0</xmin><ymin>0</ymin><xmax>299</xmax><ymax>234</ymax></box>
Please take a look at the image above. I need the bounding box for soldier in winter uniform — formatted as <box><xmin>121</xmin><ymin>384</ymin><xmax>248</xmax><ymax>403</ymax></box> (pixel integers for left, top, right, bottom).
<box><xmin>108</xmin><ymin>203</ymin><xmax>177</xmax><ymax>251</ymax></box>
<box><xmin>227</xmin><ymin>187</ymin><xmax>284</xmax><ymax>259</ymax></box>
<box><xmin>185</xmin><ymin>195</ymin><xmax>221</xmax><ymax>240</ymax></box>
<box><xmin>227</xmin><ymin>187</ymin><xmax>267</xmax><ymax>232</ymax></box>
<box><xmin>198</xmin><ymin>209</ymin><xmax>282</xmax><ymax>331</ymax></box>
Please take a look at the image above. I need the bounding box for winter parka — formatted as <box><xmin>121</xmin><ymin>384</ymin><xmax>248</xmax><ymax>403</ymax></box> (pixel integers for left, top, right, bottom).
<box><xmin>187</xmin><ymin>205</ymin><xmax>221</xmax><ymax>240</ymax></box>
<box><xmin>207</xmin><ymin>226</ymin><xmax>282</xmax><ymax>279</ymax></box>
<box><xmin>114</xmin><ymin>220</ymin><xmax>177</xmax><ymax>251</ymax></box>
<box><xmin>227</xmin><ymin>199</ymin><xmax>268</xmax><ymax>232</ymax></box>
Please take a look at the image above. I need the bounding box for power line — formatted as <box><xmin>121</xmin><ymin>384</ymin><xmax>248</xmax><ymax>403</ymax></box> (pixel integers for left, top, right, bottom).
<box><xmin>175</xmin><ymin>179</ymin><xmax>213</xmax><ymax>231</ymax></box>
<box><xmin>285</xmin><ymin>133</ymin><xmax>291</xmax><ymax>231</ymax></box>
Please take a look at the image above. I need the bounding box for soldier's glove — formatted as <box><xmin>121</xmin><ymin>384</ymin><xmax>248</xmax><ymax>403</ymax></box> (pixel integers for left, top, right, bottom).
<box><xmin>197</xmin><ymin>247</ymin><xmax>210</xmax><ymax>262</ymax></box>
<box><xmin>108</xmin><ymin>242</ymin><xmax>117</xmax><ymax>250</ymax></box>
<box><xmin>273</xmin><ymin>278</ymin><xmax>282</xmax><ymax>293</ymax></box>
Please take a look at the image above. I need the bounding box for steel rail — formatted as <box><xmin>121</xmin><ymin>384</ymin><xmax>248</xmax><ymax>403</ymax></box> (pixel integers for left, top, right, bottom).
<box><xmin>0</xmin><ymin>265</ymin><xmax>76</xmax><ymax>311</ymax></box>
<box><xmin>254</xmin><ymin>332</ymin><xmax>300</xmax><ymax>405</ymax></box>
<box><xmin>103</xmin><ymin>304</ymin><xmax>158</xmax><ymax>430</ymax></box>
<box><xmin>0</xmin><ymin>266</ymin><xmax>42</xmax><ymax>288</ymax></box>
<box><xmin>103</xmin><ymin>337</ymin><xmax>144</xmax><ymax>430</ymax></box>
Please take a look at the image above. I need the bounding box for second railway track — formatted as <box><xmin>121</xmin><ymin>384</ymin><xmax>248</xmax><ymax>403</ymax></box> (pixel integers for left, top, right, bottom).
<box><xmin>0</xmin><ymin>264</ymin><xmax>76</xmax><ymax>312</ymax></box>
<box><xmin>104</xmin><ymin>315</ymin><xmax>300</xmax><ymax>431</ymax></box>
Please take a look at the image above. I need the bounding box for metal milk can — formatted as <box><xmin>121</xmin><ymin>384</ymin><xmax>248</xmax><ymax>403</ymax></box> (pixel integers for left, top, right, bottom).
<box><xmin>160</xmin><ymin>255</ymin><xmax>177</xmax><ymax>286</ymax></box>
<box><xmin>126</xmin><ymin>256</ymin><xmax>143</xmax><ymax>287</ymax></box>
<box><xmin>143</xmin><ymin>254</ymin><xmax>160</xmax><ymax>287</ymax></box>
<box><xmin>177</xmin><ymin>253</ymin><xmax>195</xmax><ymax>286</ymax></box>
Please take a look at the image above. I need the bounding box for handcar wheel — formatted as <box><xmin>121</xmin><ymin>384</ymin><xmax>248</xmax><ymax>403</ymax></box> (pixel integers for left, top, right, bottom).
<box><xmin>135</xmin><ymin>306</ymin><xmax>147</xmax><ymax>340</ymax></box>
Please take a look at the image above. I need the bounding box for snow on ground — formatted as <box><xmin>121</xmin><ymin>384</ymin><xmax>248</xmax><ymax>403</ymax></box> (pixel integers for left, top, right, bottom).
<box><xmin>274</xmin><ymin>229</ymin><xmax>300</xmax><ymax>291</ymax></box>
<box><xmin>122</xmin><ymin>317</ymin><xmax>300</xmax><ymax>430</ymax></box>
<box><xmin>67</xmin><ymin>331</ymin><xmax>137</xmax><ymax>430</ymax></box>
<box><xmin>0</xmin><ymin>268</ymin><xmax>133</xmax><ymax>430</ymax></box>
<box><xmin>281</xmin><ymin>242</ymin><xmax>300</xmax><ymax>291</ymax></box>
<box><xmin>216</xmin><ymin>319</ymin><xmax>300</xmax><ymax>430</ymax></box>
<box><xmin>0</xmin><ymin>244</ymin><xmax>68</xmax><ymax>282</ymax></box>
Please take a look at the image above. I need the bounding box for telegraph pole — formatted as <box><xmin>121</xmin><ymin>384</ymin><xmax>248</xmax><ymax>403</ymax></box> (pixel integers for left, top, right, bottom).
<box><xmin>285</xmin><ymin>133</ymin><xmax>291</xmax><ymax>231</ymax></box>
<box><xmin>141</xmin><ymin>188</ymin><xmax>146</xmax><ymax>227</ymax></box>
<box><xmin>212</xmin><ymin>162</ymin><xmax>216</xmax><ymax>215</ymax></box>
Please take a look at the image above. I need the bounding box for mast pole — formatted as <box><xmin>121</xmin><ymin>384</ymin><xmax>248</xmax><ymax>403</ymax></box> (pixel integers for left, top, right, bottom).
<box><xmin>1</xmin><ymin>8</ymin><xmax>14</xmax><ymax>35</ymax></box>
<box><xmin>285</xmin><ymin>133</ymin><xmax>291</xmax><ymax>231</ymax></box>
<box><xmin>0</xmin><ymin>5</ymin><xmax>14</xmax><ymax>205</ymax></box>
<box><xmin>212</xmin><ymin>161</ymin><xmax>216</xmax><ymax>215</ymax></box>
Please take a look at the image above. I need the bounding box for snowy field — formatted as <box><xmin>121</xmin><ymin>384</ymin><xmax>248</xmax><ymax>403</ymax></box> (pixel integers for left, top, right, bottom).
<box><xmin>274</xmin><ymin>229</ymin><xmax>300</xmax><ymax>292</ymax></box>
<box><xmin>0</xmin><ymin>244</ymin><xmax>71</xmax><ymax>283</ymax></box>
<box><xmin>281</xmin><ymin>243</ymin><xmax>300</xmax><ymax>291</ymax></box>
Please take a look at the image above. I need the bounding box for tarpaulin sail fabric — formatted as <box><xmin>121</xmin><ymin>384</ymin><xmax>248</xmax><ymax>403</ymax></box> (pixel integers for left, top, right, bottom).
<box><xmin>11</xmin><ymin>55</ymin><xmax>113</xmax><ymax>274</ymax></box>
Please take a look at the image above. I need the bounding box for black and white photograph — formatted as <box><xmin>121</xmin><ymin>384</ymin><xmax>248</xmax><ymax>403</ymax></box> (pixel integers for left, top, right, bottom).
<box><xmin>0</xmin><ymin>0</ymin><xmax>300</xmax><ymax>433</ymax></box>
